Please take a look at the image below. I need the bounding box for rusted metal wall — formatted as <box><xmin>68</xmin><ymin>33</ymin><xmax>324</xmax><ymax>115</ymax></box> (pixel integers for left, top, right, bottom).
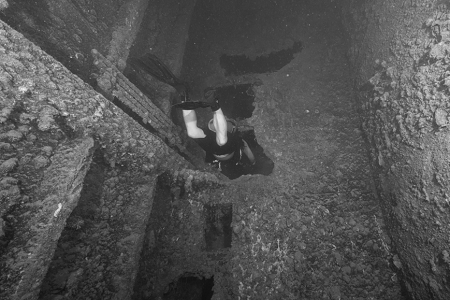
<box><xmin>0</xmin><ymin>19</ymin><xmax>194</xmax><ymax>300</ymax></box>
<box><xmin>342</xmin><ymin>1</ymin><xmax>450</xmax><ymax>299</ymax></box>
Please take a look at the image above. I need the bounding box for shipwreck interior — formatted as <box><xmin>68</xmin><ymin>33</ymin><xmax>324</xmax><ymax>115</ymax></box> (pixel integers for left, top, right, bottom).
<box><xmin>2</xmin><ymin>0</ymin><xmax>450</xmax><ymax>299</ymax></box>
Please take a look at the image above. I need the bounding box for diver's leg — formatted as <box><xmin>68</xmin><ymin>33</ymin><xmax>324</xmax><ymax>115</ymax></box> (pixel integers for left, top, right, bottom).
<box><xmin>182</xmin><ymin>107</ymin><xmax>227</xmax><ymax>146</ymax></box>
<box><xmin>242</xmin><ymin>139</ymin><xmax>256</xmax><ymax>165</ymax></box>
<box><xmin>204</xmin><ymin>88</ymin><xmax>228</xmax><ymax>146</ymax></box>
<box><xmin>213</xmin><ymin>108</ymin><xmax>228</xmax><ymax>146</ymax></box>
<box><xmin>183</xmin><ymin>110</ymin><xmax>205</xmax><ymax>139</ymax></box>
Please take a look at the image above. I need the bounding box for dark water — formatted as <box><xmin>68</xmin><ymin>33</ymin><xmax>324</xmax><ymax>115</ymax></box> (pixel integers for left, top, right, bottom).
<box><xmin>216</xmin><ymin>84</ymin><xmax>255</xmax><ymax>120</ymax></box>
<box><xmin>163</xmin><ymin>276</ymin><xmax>214</xmax><ymax>300</ymax></box>
<box><xmin>204</xmin><ymin>204</ymin><xmax>232</xmax><ymax>251</ymax></box>
<box><xmin>212</xmin><ymin>84</ymin><xmax>274</xmax><ymax>179</ymax></box>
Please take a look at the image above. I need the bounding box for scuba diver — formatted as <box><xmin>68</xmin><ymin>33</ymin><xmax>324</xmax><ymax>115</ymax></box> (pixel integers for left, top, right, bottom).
<box><xmin>180</xmin><ymin>88</ymin><xmax>256</xmax><ymax>178</ymax></box>
<box><xmin>129</xmin><ymin>53</ymin><xmax>256</xmax><ymax>178</ymax></box>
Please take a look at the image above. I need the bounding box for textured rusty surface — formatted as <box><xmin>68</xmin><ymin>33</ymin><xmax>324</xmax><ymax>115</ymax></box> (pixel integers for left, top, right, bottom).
<box><xmin>7</xmin><ymin>137</ymin><xmax>96</xmax><ymax>300</ymax></box>
<box><xmin>0</xmin><ymin>19</ymin><xmax>202</xmax><ymax>300</ymax></box>
<box><xmin>92</xmin><ymin>49</ymin><xmax>205</xmax><ymax>167</ymax></box>
<box><xmin>342</xmin><ymin>1</ymin><xmax>450</xmax><ymax>299</ymax></box>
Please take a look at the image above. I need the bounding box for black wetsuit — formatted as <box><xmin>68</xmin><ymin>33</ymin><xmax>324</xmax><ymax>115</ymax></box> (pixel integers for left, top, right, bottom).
<box><xmin>195</xmin><ymin>127</ymin><xmax>258</xmax><ymax>179</ymax></box>
<box><xmin>195</xmin><ymin>127</ymin><xmax>243</xmax><ymax>163</ymax></box>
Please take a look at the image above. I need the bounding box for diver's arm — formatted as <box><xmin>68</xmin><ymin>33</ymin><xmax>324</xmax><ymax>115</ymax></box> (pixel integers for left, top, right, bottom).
<box><xmin>242</xmin><ymin>140</ymin><xmax>256</xmax><ymax>164</ymax></box>
<box><xmin>183</xmin><ymin>110</ymin><xmax>206</xmax><ymax>138</ymax></box>
<box><xmin>213</xmin><ymin>108</ymin><xmax>228</xmax><ymax>146</ymax></box>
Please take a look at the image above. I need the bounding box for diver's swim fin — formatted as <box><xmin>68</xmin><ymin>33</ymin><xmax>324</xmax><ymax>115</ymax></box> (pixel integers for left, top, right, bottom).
<box><xmin>129</xmin><ymin>53</ymin><xmax>191</xmax><ymax>101</ymax></box>
<box><xmin>129</xmin><ymin>53</ymin><xmax>179</xmax><ymax>85</ymax></box>
<box><xmin>129</xmin><ymin>53</ymin><xmax>189</xmax><ymax>90</ymax></box>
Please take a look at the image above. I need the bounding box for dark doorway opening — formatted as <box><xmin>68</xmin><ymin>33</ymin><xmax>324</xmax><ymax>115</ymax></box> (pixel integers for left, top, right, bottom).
<box><xmin>239</xmin><ymin>129</ymin><xmax>275</xmax><ymax>177</ymax></box>
<box><xmin>210</xmin><ymin>84</ymin><xmax>274</xmax><ymax>179</ymax></box>
<box><xmin>220</xmin><ymin>41</ymin><xmax>303</xmax><ymax>76</ymax></box>
<box><xmin>162</xmin><ymin>82</ymin><xmax>273</xmax><ymax>180</ymax></box>
<box><xmin>163</xmin><ymin>275</ymin><xmax>214</xmax><ymax>300</ymax></box>
<box><xmin>215</xmin><ymin>84</ymin><xmax>255</xmax><ymax>120</ymax></box>
<box><xmin>204</xmin><ymin>204</ymin><xmax>232</xmax><ymax>251</ymax></box>
<box><xmin>210</xmin><ymin>127</ymin><xmax>274</xmax><ymax>180</ymax></box>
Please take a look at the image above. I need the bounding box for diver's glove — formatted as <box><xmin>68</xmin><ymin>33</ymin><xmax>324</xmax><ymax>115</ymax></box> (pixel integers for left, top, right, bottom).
<box><xmin>204</xmin><ymin>88</ymin><xmax>220</xmax><ymax>111</ymax></box>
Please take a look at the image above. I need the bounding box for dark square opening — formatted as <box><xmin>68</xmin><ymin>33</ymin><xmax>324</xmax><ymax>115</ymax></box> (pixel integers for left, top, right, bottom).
<box><xmin>204</xmin><ymin>204</ymin><xmax>232</xmax><ymax>251</ymax></box>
